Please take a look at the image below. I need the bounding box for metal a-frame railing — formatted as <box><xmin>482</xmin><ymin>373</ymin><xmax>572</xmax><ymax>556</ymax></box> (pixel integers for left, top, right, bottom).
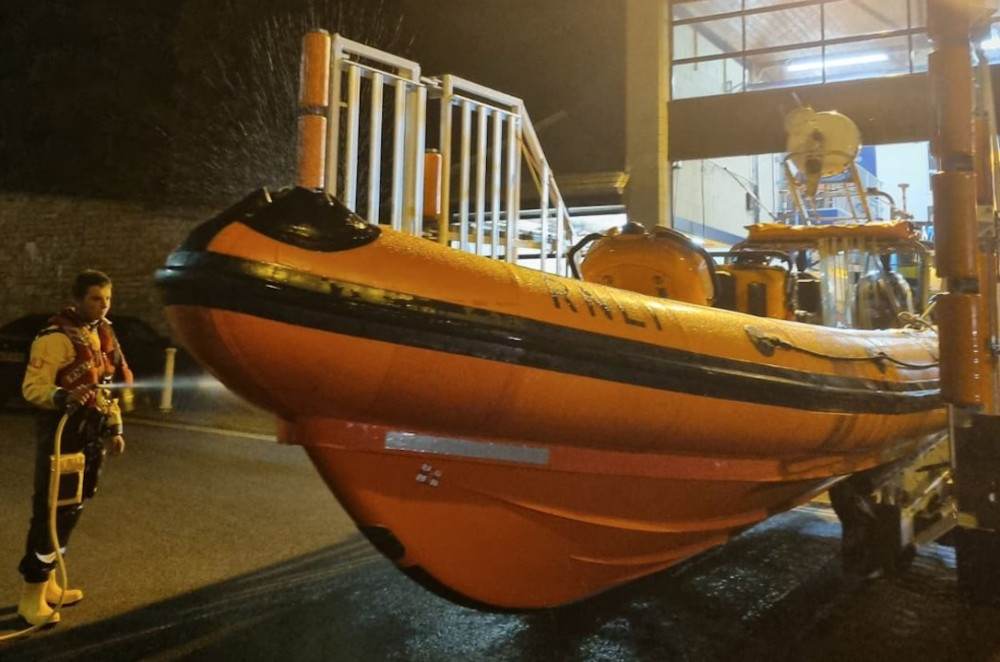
<box><xmin>301</xmin><ymin>31</ymin><xmax>575</xmax><ymax>275</ymax></box>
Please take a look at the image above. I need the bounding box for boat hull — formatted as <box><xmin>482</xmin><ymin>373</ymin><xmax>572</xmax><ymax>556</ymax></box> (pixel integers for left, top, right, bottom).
<box><xmin>155</xmin><ymin>188</ymin><xmax>948</xmax><ymax>608</ymax></box>
<box><xmin>287</xmin><ymin>417</ymin><xmax>940</xmax><ymax>609</ymax></box>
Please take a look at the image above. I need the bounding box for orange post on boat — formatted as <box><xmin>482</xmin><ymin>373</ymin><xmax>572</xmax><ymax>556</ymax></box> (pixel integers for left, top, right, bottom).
<box><xmin>297</xmin><ymin>30</ymin><xmax>331</xmax><ymax>190</ymax></box>
<box><xmin>423</xmin><ymin>149</ymin><xmax>442</xmax><ymax>220</ymax></box>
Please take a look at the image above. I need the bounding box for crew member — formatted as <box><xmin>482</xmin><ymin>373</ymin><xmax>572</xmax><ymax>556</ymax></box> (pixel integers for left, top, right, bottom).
<box><xmin>17</xmin><ymin>269</ymin><xmax>132</xmax><ymax>626</ymax></box>
<box><xmin>857</xmin><ymin>254</ymin><xmax>914</xmax><ymax>329</ymax></box>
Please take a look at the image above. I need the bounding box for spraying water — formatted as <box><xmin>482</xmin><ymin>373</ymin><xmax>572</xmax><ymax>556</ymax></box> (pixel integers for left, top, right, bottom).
<box><xmin>167</xmin><ymin>0</ymin><xmax>411</xmax><ymax>206</ymax></box>
<box><xmin>121</xmin><ymin>374</ymin><xmax>229</xmax><ymax>412</ymax></box>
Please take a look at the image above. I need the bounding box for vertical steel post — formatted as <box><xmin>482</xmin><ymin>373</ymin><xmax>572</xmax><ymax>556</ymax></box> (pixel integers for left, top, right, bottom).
<box><xmin>159</xmin><ymin>347</ymin><xmax>177</xmax><ymax>412</ymax></box>
<box><xmin>391</xmin><ymin>79</ymin><xmax>407</xmax><ymax>231</ymax></box>
<box><xmin>490</xmin><ymin>113</ymin><xmax>503</xmax><ymax>259</ymax></box>
<box><xmin>505</xmin><ymin>114</ymin><xmax>520</xmax><ymax>262</ymax></box>
<box><xmin>539</xmin><ymin>164</ymin><xmax>550</xmax><ymax>273</ymax></box>
<box><xmin>438</xmin><ymin>77</ymin><xmax>455</xmax><ymax>245</ymax></box>
<box><xmin>343</xmin><ymin>66</ymin><xmax>362</xmax><ymax>211</ymax></box>
<box><xmin>325</xmin><ymin>35</ymin><xmax>345</xmax><ymax>198</ymax></box>
<box><xmin>459</xmin><ymin>99</ymin><xmax>472</xmax><ymax>253</ymax></box>
<box><xmin>367</xmin><ymin>72</ymin><xmax>384</xmax><ymax>223</ymax></box>
<box><xmin>556</xmin><ymin>202</ymin><xmax>566</xmax><ymax>276</ymax></box>
<box><xmin>475</xmin><ymin>106</ymin><xmax>488</xmax><ymax>256</ymax></box>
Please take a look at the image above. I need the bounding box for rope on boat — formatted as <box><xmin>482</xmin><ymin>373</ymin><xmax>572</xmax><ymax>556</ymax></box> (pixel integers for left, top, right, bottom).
<box><xmin>897</xmin><ymin>311</ymin><xmax>936</xmax><ymax>331</ymax></box>
<box><xmin>898</xmin><ymin>296</ymin><xmax>940</xmax><ymax>332</ymax></box>
<box><xmin>745</xmin><ymin>325</ymin><xmax>939</xmax><ymax>370</ymax></box>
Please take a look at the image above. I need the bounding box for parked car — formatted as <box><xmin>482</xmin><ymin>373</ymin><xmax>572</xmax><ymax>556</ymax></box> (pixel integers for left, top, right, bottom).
<box><xmin>0</xmin><ymin>313</ymin><xmax>203</xmax><ymax>409</ymax></box>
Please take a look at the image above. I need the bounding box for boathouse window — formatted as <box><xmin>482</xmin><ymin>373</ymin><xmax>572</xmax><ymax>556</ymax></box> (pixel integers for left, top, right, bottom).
<box><xmin>671</xmin><ymin>0</ymin><xmax>1000</xmax><ymax>100</ymax></box>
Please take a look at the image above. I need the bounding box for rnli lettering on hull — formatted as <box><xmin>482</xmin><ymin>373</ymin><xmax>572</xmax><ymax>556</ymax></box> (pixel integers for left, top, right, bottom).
<box><xmin>542</xmin><ymin>275</ymin><xmax>663</xmax><ymax>331</ymax></box>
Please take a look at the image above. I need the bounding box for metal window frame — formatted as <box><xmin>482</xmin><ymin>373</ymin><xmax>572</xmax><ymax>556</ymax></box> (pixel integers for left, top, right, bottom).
<box><xmin>672</xmin><ymin>0</ymin><xmax>928</xmax><ymax>97</ymax></box>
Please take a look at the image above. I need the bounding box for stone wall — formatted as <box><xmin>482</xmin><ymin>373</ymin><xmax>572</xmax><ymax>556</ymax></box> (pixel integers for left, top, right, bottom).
<box><xmin>0</xmin><ymin>193</ymin><xmax>215</xmax><ymax>338</ymax></box>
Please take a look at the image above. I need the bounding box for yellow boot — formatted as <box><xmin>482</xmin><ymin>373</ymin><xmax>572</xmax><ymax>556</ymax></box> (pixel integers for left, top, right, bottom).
<box><xmin>45</xmin><ymin>570</ymin><xmax>83</xmax><ymax>605</ymax></box>
<box><xmin>18</xmin><ymin>581</ymin><xmax>60</xmax><ymax>626</ymax></box>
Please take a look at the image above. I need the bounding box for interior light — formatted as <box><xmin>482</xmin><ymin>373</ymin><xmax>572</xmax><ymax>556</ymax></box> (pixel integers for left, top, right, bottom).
<box><xmin>786</xmin><ymin>52</ymin><xmax>889</xmax><ymax>73</ymax></box>
<box><xmin>981</xmin><ymin>37</ymin><xmax>1000</xmax><ymax>49</ymax></box>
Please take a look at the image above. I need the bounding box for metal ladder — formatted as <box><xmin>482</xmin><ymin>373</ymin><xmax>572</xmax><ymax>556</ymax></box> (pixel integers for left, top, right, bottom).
<box><xmin>309</xmin><ymin>32</ymin><xmax>575</xmax><ymax>276</ymax></box>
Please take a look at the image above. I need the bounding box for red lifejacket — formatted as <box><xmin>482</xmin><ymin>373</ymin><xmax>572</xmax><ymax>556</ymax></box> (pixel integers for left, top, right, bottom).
<box><xmin>47</xmin><ymin>308</ymin><xmax>134</xmax><ymax>395</ymax></box>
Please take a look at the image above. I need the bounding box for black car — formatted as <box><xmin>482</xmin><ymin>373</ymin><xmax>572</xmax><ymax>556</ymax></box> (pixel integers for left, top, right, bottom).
<box><xmin>0</xmin><ymin>313</ymin><xmax>202</xmax><ymax>409</ymax></box>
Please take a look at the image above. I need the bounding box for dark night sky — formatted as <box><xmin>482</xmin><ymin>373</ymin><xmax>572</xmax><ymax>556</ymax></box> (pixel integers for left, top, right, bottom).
<box><xmin>403</xmin><ymin>0</ymin><xmax>625</xmax><ymax>175</ymax></box>
<box><xmin>0</xmin><ymin>0</ymin><xmax>624</xmax><ymax>206</ymax></box>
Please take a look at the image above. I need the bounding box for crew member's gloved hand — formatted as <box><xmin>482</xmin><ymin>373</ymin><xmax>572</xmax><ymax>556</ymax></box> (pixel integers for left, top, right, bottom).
<box><xmin>67</xmin><ymin>384</ymin><xmax>94</xmax><ymax>408</ymax></box>
<box><xmin>54</xmin><ymin>384</ymin><xmax>94</xmax><ymax>410</ymax></box>
<box><xmin>109</xmin><ymin>435</ymin><xmax>126</xmax><ymax>456</ymax></box>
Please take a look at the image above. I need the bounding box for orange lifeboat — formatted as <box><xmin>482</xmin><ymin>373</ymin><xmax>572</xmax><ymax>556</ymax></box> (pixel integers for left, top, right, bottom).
<box><xmin>155</xmin><ymin>187</ymin><xmax>945</xmax><ymax>609</ymax></box>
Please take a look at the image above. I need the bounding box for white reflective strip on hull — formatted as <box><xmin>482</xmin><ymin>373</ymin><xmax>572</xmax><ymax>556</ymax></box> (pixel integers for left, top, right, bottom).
<box><xmin>385</xmin><ymin>431</ymin><xmax>550</xmax><ymax>466</ymax></box>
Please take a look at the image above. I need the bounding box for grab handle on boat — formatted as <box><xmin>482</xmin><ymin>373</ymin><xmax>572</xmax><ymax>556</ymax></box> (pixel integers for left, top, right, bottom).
<box><xmin>745</xmin><ymin>325</ymin><xmax>785</xmax><ymax>357</ymax></box>
<box><xmin>567</xmin><ymin>232</ymin><xmax>604</xmax><ymax>280</ymax></box>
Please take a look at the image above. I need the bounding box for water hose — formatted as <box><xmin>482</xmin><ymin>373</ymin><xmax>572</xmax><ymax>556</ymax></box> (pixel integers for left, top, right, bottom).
<box><xmin>0</xmin><ymin>412</ymin><xmax>72</xmax><ymax>642</ymax></box>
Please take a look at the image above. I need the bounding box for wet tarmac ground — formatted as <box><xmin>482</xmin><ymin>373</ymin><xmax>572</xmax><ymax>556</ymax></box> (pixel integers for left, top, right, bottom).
<box><xmin>3</xmin><ymin>404</ymin><xmax>1000</xmax><ymax>661</ymax></box>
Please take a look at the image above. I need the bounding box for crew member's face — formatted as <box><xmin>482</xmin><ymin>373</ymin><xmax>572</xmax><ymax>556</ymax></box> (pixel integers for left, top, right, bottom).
<box><xmin>77</xmin><ymin>285</ymin><xmax>112</xmax><ymax>323</ymax></box>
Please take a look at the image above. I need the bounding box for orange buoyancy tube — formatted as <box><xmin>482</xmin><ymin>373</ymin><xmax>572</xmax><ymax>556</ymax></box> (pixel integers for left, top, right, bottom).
<box><xmin>156</xmin><ymin>188</ymin><xmax>944</xmax><ymax>460</ymax></box>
